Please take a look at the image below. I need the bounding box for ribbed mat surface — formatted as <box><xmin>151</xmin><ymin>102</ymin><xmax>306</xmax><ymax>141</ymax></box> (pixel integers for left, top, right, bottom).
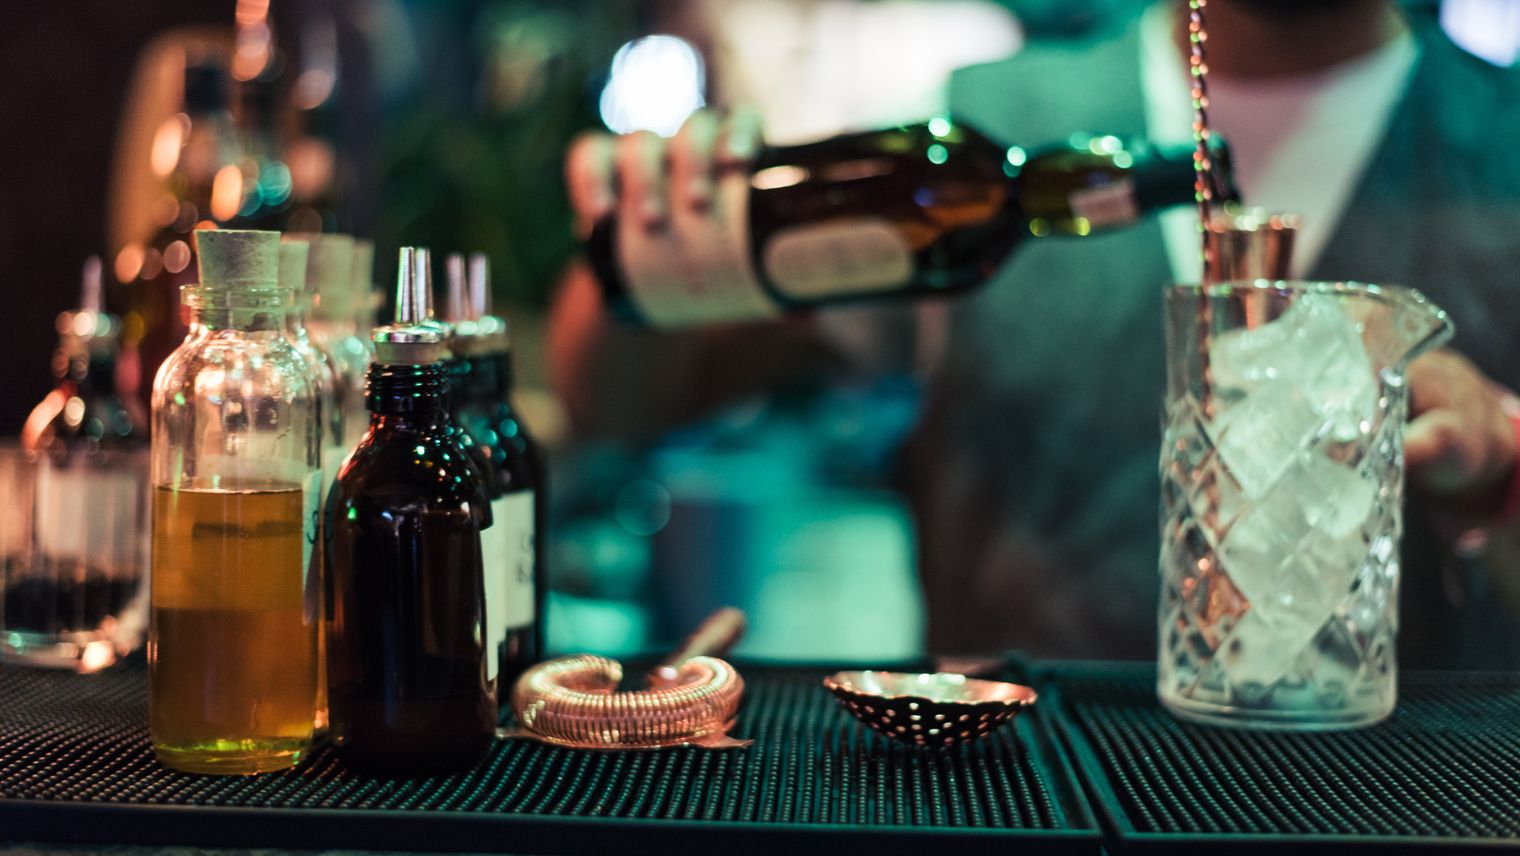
<box><xmin>1055</xmin><ymin>662</ymin><xmax>1520</xmax><ymax>843</ymax></box>
<box><xmin>0</xmin><ymin>661</ymin><xmax>1090</xmax><ymax>851</ymax></box>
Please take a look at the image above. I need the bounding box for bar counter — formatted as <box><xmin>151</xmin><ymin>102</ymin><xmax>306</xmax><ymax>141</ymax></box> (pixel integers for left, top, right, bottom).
<box><xmin>2</xmin><ymin>658</ymin><xmax>1517</xmax><ymax>854</ymax></box>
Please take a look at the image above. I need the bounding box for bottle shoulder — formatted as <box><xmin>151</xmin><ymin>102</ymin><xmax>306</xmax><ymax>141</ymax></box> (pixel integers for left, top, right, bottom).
<box><xmin>336</xmin><ymin>426</ymin><xmax>491</xmax><ymax>512</ymax></box>
<box><xmin>454</xmin><ymin>402</ymin><xmax>540</xmax><ymax>489</ymax></box>
<box><xmin>152</xmin><ymin>333</ymin><xmax>317</xmax><ymax>408</ymax></box>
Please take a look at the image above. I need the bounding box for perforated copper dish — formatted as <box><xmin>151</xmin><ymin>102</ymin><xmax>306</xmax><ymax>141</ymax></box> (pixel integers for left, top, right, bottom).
<box><xmin>823</xmin><ymin>671</ymin><xmax>1037</xmax><ymax>748</ymax></box>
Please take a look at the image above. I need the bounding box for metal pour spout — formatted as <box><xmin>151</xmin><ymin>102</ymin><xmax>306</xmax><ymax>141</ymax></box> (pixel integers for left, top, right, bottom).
<box><xmin>372</xmin><ymin>247</ymin><xmax>450</xmax><ymax>365</ymax></box>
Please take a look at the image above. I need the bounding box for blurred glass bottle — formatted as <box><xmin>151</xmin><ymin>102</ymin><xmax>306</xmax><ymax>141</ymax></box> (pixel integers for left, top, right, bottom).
<box><xmin>120</xmin><ymin>58</ymin><xmax>246</xmax><ymax>414</ymax></box>
<box><xmin>150</xmin><ymin>229</ymin><xmax>320</xmax><ymax>775</ymax></box>
<box><xmin>24</xmin><ymin>257</ymin><xmax>141</xmax><ymax>456</ymax></box>
<box><xmin>5</xmin><ymin>258</ymin><xmax>149</xmax><ymax>671</ymax></box>
<box><xmin>307</xmin><ymin>235</ymin><xmax>371</xmax><ymax>450</ymax></box>
<box><xmin>352</xmin><ymin>239</ymin><xmax>380</xmax><ymax>344</ymax></box>
<box><xmin>589</xmin><ymin>122</ymin><xmax>1231</xmax><ymax>326</ymax></box>
<box><xmin>326</xmin><ymin>248</ymin><xmax>494</xmax><ymax>775</ymax></box>
<box><xmin>278</xmin><ymin>238</ymin><xmax>340</xmax><ymax>734</ymax></box>
<box><xmin>444</xmin><ymin>254</ymin><xmax>546</xmax><ymax>691</ymax></box>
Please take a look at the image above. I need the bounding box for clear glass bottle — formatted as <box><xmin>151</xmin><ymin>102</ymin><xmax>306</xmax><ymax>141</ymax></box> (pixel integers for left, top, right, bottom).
<box><xmin>444</xmin><ymin>253</ymin><xmax>545</xmax><ymax>692</ymax></box>
<box><xmin>23</xmin><ymin>257</ymin><xmax>141</xmax><ymax>456</ymax></box>
<box><xmin>352</xmin><ymin>239</ymin><xmax>379</xmax><ymax>345</ymax></box>
<box><xmin>149</xmin><ymin>229</ymin><xmax>321</xmax><ymax>775</ymax></box>
<box><xmin>325</xmin><ymin>247</ymin><xmax>495</xmax><ymax>775</ymax></box>
<box><xmin>278</xmin><ymin>238</ymin><xmax>341</xmax><ymax>734</ymax></box>
<box><xmin>307</xmin><ymin>234</ymin><xmax>371</xmax><ymax>450</ymax></box>
<box><xmin>286</xmin><ymin>236</ymin><xmax>351</xmax><ymax>487</ymax></box>
<box><xmin>5</xmin><ymin>257</ymin><xmax>149</xmax><ymax>671</ymax></box>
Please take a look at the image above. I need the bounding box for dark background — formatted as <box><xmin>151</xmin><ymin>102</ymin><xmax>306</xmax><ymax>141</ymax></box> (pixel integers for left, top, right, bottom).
<box><xmin>0</xmin><ymin>2</ymin><xmax>235</xmax><ymax>436</ymax></box>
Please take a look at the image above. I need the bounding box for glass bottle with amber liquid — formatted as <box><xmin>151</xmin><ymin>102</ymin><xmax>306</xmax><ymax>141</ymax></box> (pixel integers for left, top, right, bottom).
<box><xmin>588</xmin><ymin>121</ymin><xmax>1233</xmax><ymax>326</ymax></box>
<box><xmin>149</xmin><ymin>229</ymin><xmax>321</xmax><ymax>775</ymax></box>
<box><xmin>325</xmin><ymin>247</ymin><xmax>495</xmax><ymax>775</ymax></box>
<box><xmin>444</xmin><ymin>253</ymin><xmax>545</xmax><ymax>694</ymax></box>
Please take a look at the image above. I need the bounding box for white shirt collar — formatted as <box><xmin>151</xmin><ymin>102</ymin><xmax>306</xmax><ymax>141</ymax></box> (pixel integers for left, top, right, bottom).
<box><xmin>1139</xmin><ymin>3</ymin><xmax>1419</xmax><ymax>282</ymax></box>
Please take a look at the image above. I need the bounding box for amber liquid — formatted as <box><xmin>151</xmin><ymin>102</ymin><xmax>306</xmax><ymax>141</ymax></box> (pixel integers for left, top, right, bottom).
<box><xmin>150</xmin><ymin>485</ymin><xmax>317</xmax><ymax>774</ymax></box>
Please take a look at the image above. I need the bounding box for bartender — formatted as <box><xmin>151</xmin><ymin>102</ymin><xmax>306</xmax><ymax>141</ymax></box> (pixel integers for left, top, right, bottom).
<box><xmin>549</xmin><ymin>0</ymin><xmax>1520</xmax><ymax>665</ymax></box>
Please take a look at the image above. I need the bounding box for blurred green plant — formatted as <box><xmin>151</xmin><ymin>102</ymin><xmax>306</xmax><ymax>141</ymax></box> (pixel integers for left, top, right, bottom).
<box><xmin>375</xmin><ymin>0</ymin><xmax>634</xmax><ymax>310</ymax></box>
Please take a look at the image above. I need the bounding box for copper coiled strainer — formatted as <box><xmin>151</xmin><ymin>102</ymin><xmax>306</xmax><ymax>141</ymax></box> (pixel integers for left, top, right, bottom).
<box><xmin>507</xmin><ymin>609</ymin><xmax>751</xmax><ymax>750</ymax></box>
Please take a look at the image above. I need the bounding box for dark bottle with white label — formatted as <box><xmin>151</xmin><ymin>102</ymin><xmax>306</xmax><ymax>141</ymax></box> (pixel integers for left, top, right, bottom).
<box><xmin>324</xmin><ymin>247</ymin><xmax>495</xmax><ymax>775</ymax></box>
<box><xmin>587</xmin><ymin>121</ymin><xmax>1233</xmax><ymax>327</ymax></box>
<box><xmin>443</xmin><ymin>253</ymin><xmax>545</xmax><ymax>697</ymax></box>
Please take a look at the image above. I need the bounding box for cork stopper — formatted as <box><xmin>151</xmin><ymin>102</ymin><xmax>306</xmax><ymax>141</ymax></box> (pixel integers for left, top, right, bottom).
<box><xmin>278</xmin><ymin>239</ymin><xmax>310</xmax><ymax>294</ymax></box>
<box><xmin>195</xmin><ymin>229</ymin><xmax>280</xmax><ymax>290</ymax></box>
<box><xmin>305</xmin><ymin>233</ymin><xmax>355</xmax><ymax>309</ymax></box>
<box><xmin>373</xmin><ymin>247</ymin><xmax>451</xmax><ymax>365</ymax></box>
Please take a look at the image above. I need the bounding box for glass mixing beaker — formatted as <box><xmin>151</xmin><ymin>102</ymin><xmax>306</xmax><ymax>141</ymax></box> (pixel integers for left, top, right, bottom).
<box><xmin>1158</xmin><ymin>280</ymin><xmax>1452</xmax><ymax>729</ymax></box>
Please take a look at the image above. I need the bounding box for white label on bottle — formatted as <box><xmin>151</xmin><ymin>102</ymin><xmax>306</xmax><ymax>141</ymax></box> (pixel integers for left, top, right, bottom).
<box><xmin>481</xmin><ymin>491</ymin><xmax>535</xmax><ymax>682</ymax></box>
<box><xmin>762</xmin><ymin>218</ymin><xmax>914</xmax><ymax>299</ymax></box>
<box><xmin>1068</xmin><ymin>179</ymin><xmax>1138</xmax><ymax>227</ymax></box>
<box><xmin>618</xmin><ymin>173</ymin><xmax>780</xmax><ymax>326</ymax></box>
<box><xmin>302</xmin><ymin>468</ymin><xmax>321</xmax><ymax>595</ymax></box>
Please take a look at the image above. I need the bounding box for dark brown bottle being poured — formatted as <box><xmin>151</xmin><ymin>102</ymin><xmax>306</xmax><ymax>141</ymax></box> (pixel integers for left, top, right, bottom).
<box><xmin>324</xmin><ymin>247</ymin><xmax>495</xmax><ymax>775</ymax></box>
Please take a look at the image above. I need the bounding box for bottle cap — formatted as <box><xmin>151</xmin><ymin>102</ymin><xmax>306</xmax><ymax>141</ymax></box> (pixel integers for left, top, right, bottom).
<box><xmin>305</xmin><ymin>234</ymin><xmax>355</xmax><ymax>318</ymax></box>
<box><xmin>373</xmin><ymin>247</ymin><xmax>451</xmax><ymax>364</ymax></box>
<box><xmin>195</xmin><ymin>229</ymin><xmax>280</xmax><ymax>290</ymax></box>
<box><xmin>278</xmin><ymin>239</ymin><xmax>310</xmax><ymax>294</ymax></box>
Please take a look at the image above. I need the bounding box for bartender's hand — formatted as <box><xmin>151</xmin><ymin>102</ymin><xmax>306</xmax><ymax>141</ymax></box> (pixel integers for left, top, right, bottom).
<box><xmin>1404</xmin><ymin>349</ymin><xmax>1519</xmax><ymax>531</ymax></box>
<box><xmin>552</xmin><ymin>108</ymin><xmax>837</xmax><ymax>440</ymax></box>
<box><xmin>564</xmin><ymin>109</ymin><xmax>764</xmax><ymax>237</ymax></box>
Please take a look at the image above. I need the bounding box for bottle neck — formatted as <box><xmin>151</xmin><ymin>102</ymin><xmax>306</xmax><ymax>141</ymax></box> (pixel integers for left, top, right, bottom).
<box><xmin>471</xmin><ymin>349</ymin><xmax>514</xmax><ymax>398</ymax></box>
<box><xmin>1133</xmin><ymin>142</ymin><xmax>1233</xmax><ymax>213</ymax></box>
<box><xmin>367</xmin><ymin>362</ymin><xmax>452</xmax><ymax>428</ymax></box>
<box><xmin>287</xmin><ymin>298</ymin><xmax>313</xmax><ymax>337</ymax></box>
<box><xmin>182</xmin><ymin>287</ymin><xmax>293</xmax><ymax>332</ymax></box>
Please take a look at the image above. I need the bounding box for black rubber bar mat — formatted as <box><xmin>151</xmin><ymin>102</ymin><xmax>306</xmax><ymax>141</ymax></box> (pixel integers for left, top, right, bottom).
<box><xmin>0</xmin><ymin>661</ymin><xmax>1098</xmax><ymax>854</ymax></box>
<box><xmin>1045</xmin><ymin>660</ymin><xmax>1520</xmax><ymax>854</ymax></box>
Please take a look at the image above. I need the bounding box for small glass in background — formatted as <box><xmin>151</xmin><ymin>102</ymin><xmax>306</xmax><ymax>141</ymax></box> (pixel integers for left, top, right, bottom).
<box><xmin>0</xmin><ymin>444</ymin><xmax>150</xmax><ymax>672</ymax></box>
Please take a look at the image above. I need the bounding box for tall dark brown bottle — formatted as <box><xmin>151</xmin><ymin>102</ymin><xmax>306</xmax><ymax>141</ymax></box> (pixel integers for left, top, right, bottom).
<box><xmin>443</xmin><ymin>254</ymin><xmax>545</xmax><ymax>696</ymax></box>
<box><xmin>324</xmin><ymin>247</ymin><xmax>495</xmax><ymax>775</ymax></box>
<box><xmin>588</xmin><ymin>121</ymin><xmax>1233</xmax><ymax>327</ymax></box>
